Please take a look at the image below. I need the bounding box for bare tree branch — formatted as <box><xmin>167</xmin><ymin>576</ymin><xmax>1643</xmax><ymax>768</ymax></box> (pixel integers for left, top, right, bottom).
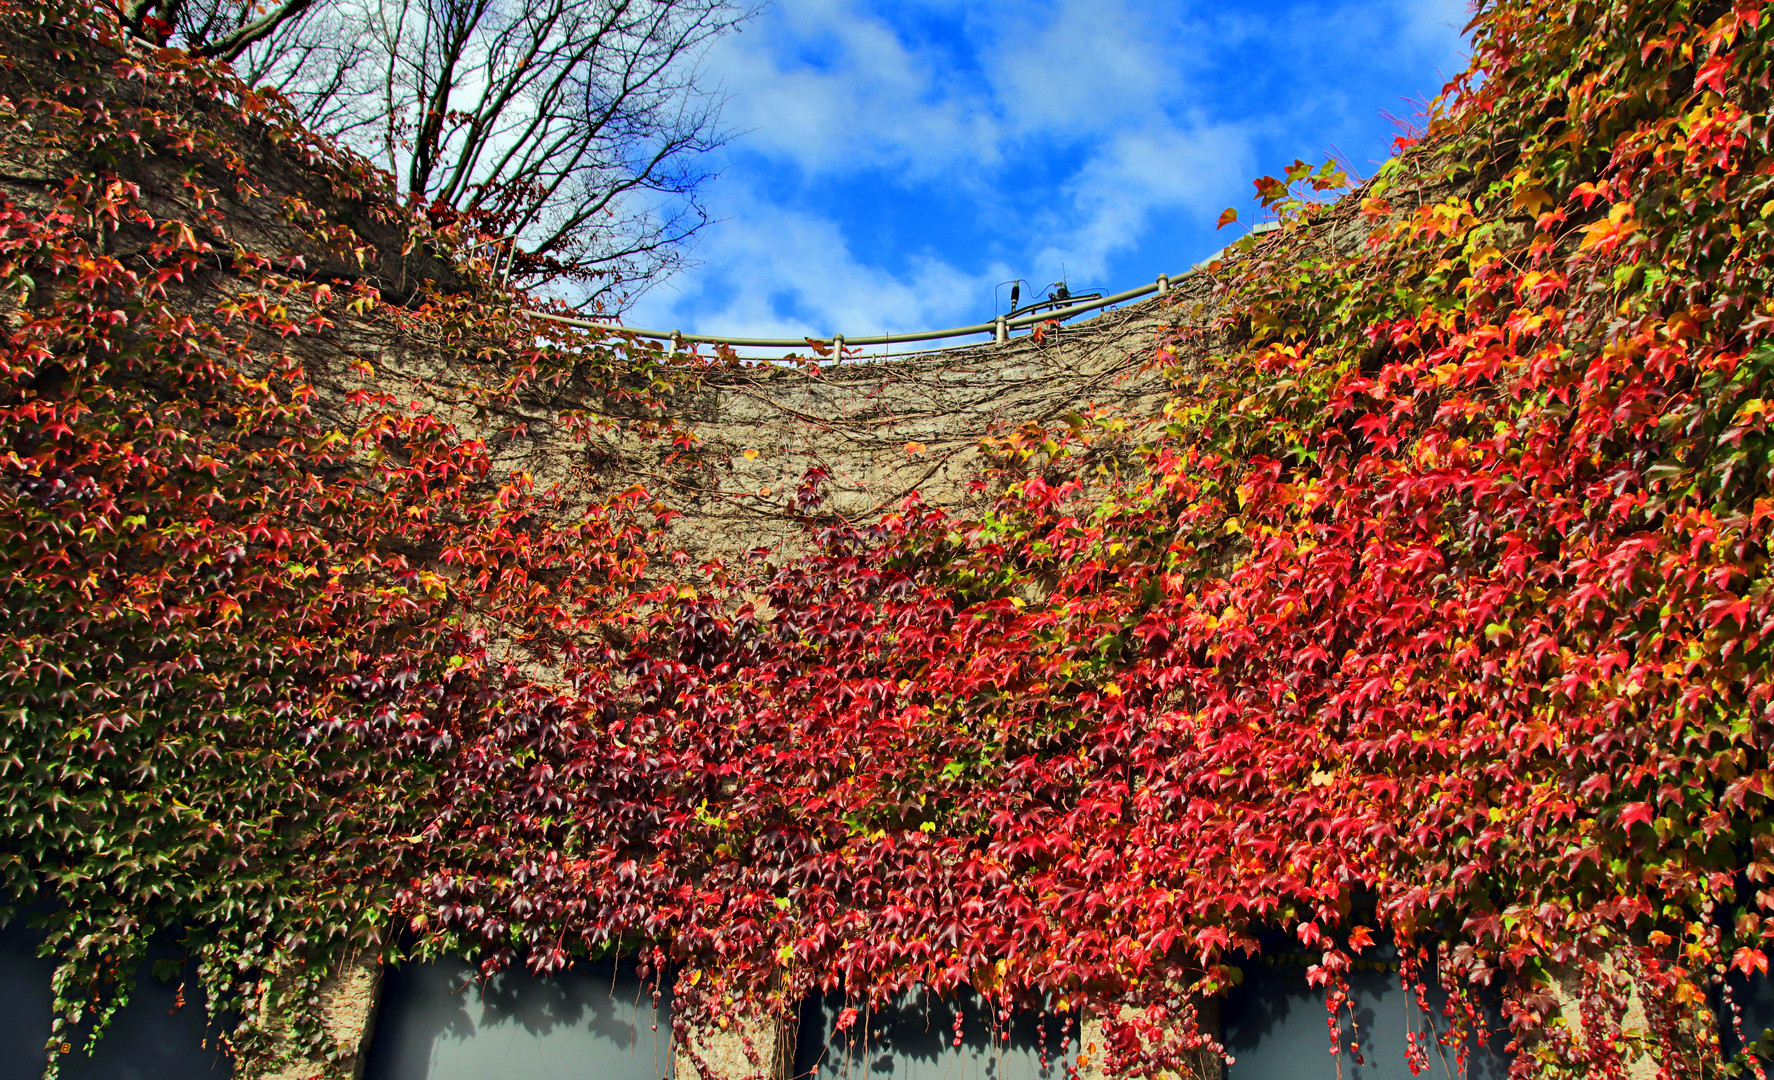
<box><xmin>191</xmin><ymin>0</ymin><xmax>316</xmax><ymax>62</ymax></box>
<box><xmin>145</xmin><ymin>0</ymin><xmax>748</xmax><ymax>306</ymax></box>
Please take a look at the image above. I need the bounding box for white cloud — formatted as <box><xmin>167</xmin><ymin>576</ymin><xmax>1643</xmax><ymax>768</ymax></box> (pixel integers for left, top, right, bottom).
<box><xmin>705</xmin><ymin>0</ymin><xmax>1000</xmax><ymax>177</ymax></box>
<box><xmin>1032</xmin><ymin>120</ymin><xmax>1255</xmax><ymax>282</ymax></box>
<box><xmin>1398</xmin><ymin>0</ymin><xmax>1474</xmax><ymax>60</ymax></box>
<box><xmin>628</xmin><ymin>183</ymin><xmax>1004</xmax><ymax>343</ymax></box>
<box><xmin>702</xmin><ymin>0</ymin><xmax>1230</xmax><ymax>180</ymax></box>
<box><xmin>981</xmin><ymin>0</ymin><xmax>1194</xmax><ymax>132</ymax></box>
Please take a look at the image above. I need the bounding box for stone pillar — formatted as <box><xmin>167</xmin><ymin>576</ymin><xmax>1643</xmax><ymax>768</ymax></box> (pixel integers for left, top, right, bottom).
<box><xmin>1193</xmin><ymin>996</ymin><xmax>1226</xmax><ymax>1080</ymax></box>
<box><xmin>1545</xmin><ymin>963</ymin><xmax>1657</xmax><ymax>1080</ymax></box>
<box><xmin>675</xmin><ymin>1011</ymin><xmax>796</xmax><ymax>1080</ymax></box>
<box><xmin>1075</xmin><ymin>999</ymin><xmax>1224</xmax><ymax>1080</ymax></box>
<box><xmin>237</xmin><ymin>952</ymin><xmax>383</xmax><ymax>1080</ymax></box>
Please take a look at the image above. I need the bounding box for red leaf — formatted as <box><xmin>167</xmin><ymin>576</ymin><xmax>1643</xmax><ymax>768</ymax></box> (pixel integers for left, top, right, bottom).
<box><xmin>1217</xmin><ymin>207</ymin><xmax>1239</xmax><ymax>229</ymax></box>
<box><xmin>1733</xmin><ymin>948</ymin><xmax>1768</xmax><ymax>977</ymax></box>
<box><xmin>1254</xmin><ymin>176</ymin><xmax>1289</xmax><ymax>206</ymax></box>
<box><xmin>1620</xmin><ymin>802</ymin><xmax>1655</xmax><ymax>832</ymax></box>
<box><xmin>1570</xmin><ymin>182</ymin><xmax>1607</xmax><ymax>209</ymax></box>
<box><xmin>1696</xmin><ymin>52</ymin><xmax>1734</xmax><ymax>95</ymax></box>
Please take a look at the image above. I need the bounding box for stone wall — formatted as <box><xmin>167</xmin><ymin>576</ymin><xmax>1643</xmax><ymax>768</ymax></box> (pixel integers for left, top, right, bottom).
<box><xmin>600</xmin><ymin>291</ymin><xmax>1203</xmax><ymax>564</ymax></box>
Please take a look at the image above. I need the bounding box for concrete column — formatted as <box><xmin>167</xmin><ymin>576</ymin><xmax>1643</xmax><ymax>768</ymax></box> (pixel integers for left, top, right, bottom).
<box><xmin>237</xmin><ymin>952</ymin><xmax>383</xmax><ymax>1080</ymax></box>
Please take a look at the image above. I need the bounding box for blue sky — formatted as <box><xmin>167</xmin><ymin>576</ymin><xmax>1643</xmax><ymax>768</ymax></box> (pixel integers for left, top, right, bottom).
<box><xmin>625</xmin><ymin>0</ymin><xmax>1471</xmax><ymax>341</ymax></box>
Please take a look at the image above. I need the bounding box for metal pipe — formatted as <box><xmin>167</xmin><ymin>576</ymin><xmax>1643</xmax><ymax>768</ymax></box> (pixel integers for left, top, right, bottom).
<box><xmin>521</xmin><ymin>224</ymin><xmax>1279</xmax><ymax>351</ymax></box>
<box><xmin>522</xmin><ymin>313</ymin><xmax>1002</xmax><ymax>348</ymax></box>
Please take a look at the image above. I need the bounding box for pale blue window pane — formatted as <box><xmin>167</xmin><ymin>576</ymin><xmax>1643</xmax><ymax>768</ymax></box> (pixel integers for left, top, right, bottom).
<box><xmin>1722</xmin><ymin>971</ymin><xmax>1774</xmax><ymax>1065</ymax></box>
<box><xmin>363</xmin><ymin>958</ymin><xmax>673</xmax><ymax>1080</ymax></box>
<box><xmin>0</xmin><ymin>924</ymin><xmax>53</xmax><ymax>1080</ymax></box>
<box><xmin>0</xmin><ymin>926</ymin><xmax>232</xmax><ymax>1080</ymax></box>
<box><xmin>1223</xmin><ymin>955</ymin><xmax>1507</xmax><ymax>1080</ymax></box>
<box><xmin>795</xmin><ymin>990</ymin><xmax>1075</xmax><ymax>1080</ymax></box>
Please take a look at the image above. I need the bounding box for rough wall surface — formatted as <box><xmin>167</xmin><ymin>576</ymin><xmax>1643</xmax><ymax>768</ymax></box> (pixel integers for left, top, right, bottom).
<box><xmin>635</xmin><ymin>299</ymin><xmax>1193</xmax><ymax>554</ymax></box>
<box><xmin>242</xmin><ymin>953</ymin><xmax>383</xmax><ymax>1080</ymax></box>
<box><xmin>1075</xmin><ymin>1007</ymin><xmax>1224</xmax><ymax>1080</ymax></box>
<box><xmin>1548</xmin><ymin>965</ymin><xmax>1658</xmax><ymax>1080</ymax></box>
<box><xmin>676</xmin><ymin>1014</ymin><xmax>798</xmax><ymax>1080</ymax></box>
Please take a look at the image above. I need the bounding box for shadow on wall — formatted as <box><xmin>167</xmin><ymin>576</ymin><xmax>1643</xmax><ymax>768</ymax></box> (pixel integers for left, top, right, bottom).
<box><xmin>1720</xmin><ymin>970</ymin><xmax>1774</xmax><ymax>1068</ymax></box>
<box><xmin>1221</xmin><ymin>948</ymin><xmax>1510</xmax><ymax>1080</ymax></box>
<box><xmin>795</xmin><ymin>988</ymin><xmax>1075</xmax><ymax>1080</ymax></box>
<box><xmin>363</xmin><ymin>957</ymin><xmax>673</xmax><ymax>1080</ymax></box>
<box><xmin>0</xmin><ymin>922</ymin><xmax>233</xmax><ymax>1080</ymax></box>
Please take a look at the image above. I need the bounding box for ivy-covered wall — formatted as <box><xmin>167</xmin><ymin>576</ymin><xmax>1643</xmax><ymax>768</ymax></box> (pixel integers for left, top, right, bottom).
<box><xmin>3</xmin><ymin>0</ymin><xmax>1774</xmax><ymax>1078</ymax></box>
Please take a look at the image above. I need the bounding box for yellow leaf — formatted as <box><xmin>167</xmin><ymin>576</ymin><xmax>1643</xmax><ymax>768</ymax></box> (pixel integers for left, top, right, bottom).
<box><xmin>1513</xmin><ymin>186</ymin><xmax>1553</xmax><ymax>215</ymax></box>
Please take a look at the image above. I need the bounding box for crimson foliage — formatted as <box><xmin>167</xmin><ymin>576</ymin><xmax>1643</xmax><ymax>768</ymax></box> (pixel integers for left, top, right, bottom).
<box><xmin>7</xmin><ymin>0</ymin><xmax>1774</xmax><ymax>1078</ymax></box>
<box><xmin>419</xmin><ymin>2</ymin><xmax>1774</xmax><ymax>1077</ymax></box>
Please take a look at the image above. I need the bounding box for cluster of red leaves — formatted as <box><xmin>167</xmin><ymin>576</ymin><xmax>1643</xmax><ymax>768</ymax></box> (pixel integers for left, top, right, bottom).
<box><xmin>401</xmin><ymin>0</ymin><xmax>1774</xmax><ymax>1077</ymax></box>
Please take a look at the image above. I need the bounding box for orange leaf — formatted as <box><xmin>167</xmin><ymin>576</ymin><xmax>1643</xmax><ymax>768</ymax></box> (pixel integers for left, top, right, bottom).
<box><xmin>1732</xmin><ymin>947</ymin><xmax>1768</xmax><ymax>977</ymax></box>
<box><xmin>1513</xmin><ymin>186</ymin><xmax>1553</xmax><ymax>215</ymax></box>
<box><xmin>1571</xmin><ymin>182</ymin><xmax>1607</xmax><ymax>209</ymax></box>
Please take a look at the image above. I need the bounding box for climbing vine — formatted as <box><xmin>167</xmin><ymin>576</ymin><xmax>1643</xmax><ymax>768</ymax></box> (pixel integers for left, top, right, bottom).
<box><xmin>5</xmin><ymin>0</ymin><xmax>1774</xmax><ymax>1078</ymax></box>
<box><xmin>0</xmin><ymin>5</ymin><xmax>686</xmax><ymax>1073</ymax></box>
